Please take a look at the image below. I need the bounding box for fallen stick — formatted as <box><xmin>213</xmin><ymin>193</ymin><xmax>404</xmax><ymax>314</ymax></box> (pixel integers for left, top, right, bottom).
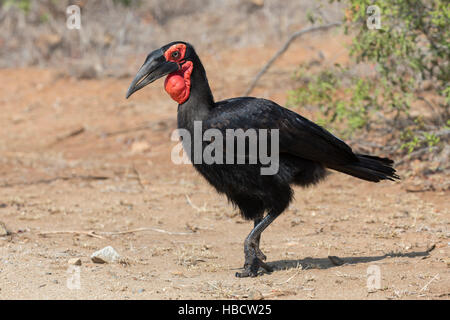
<box><xmin>274</xmin><ymin>265</ymin><xmax>303</xmax><ymax>285</ymax></box>
<box><xmin>185</xmin><ymin>194</ymin><xmax>207</xmax><ymax>212</ymax></box>
<box><xmin>419</xmin><ymin>273</ymin><xmax>439</xmax><ymax>293</ymax></box>
<box><xmin>49</xmin><ymin>126</ymin><xmax>85</xmax><ymax>146</ymax></box>
<box><xmin>243</xmin><ymin>22</ymin><xmax>342</xmax><ymax>96</ymax></box>
<box><xmin>39</xmin><ymin>227</ymin><xmax>193</xmax><ymax>238</ymax></box>
<box><xmin>97</xmin><ymin>227</ymin><xmax>194</xmax><ymax>236</ymax></box>
<box><xmin>396</xmin><ymin>146</ymin><xmax>438</xmax><ymax>166</ymax></box>
<box><xmin>132</xmin><ymin>164</ymin><xmax>146</xmax><ymax>190</ymax></box>
<box><xmin>39</xmin><ymin>230</ymin><xmax>105</xmax><ymax>239</ymax></box>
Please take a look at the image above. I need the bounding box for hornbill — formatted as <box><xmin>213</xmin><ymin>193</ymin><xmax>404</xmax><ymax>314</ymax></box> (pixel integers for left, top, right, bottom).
<box><xmin>126</xmin><ymin>41</ymin><xmax>399</xmax><ymax>277</ymax></box>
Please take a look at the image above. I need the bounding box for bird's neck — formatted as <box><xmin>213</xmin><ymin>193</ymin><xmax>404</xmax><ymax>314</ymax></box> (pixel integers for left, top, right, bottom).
<box><xmin>177</xmin><ymin>55</ymin><xmax>215</xmax><ymax>131</ymax></box>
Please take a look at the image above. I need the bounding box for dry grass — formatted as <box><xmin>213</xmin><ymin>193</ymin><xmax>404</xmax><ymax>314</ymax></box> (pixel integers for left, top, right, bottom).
<box><xmin>0</xmin><ymin>0</ymin><xmax>345</xmax><ymax>75</ymax></box>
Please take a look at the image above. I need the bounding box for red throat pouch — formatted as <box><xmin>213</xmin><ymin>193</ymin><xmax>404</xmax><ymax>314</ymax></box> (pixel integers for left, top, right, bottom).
<box><xmin>164</xmin><ymin>61</ymin><xmax>193</xmax><ymax>104</ymax></box>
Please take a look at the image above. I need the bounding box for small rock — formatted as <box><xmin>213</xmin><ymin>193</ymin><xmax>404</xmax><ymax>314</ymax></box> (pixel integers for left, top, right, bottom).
<box><xmin>130</xmin><ymin>141</ymin><xmax>150</xmax><ymax>154</ymax></box>
<box><xmin>0</xmin><ymin>222</ymin><xmax>9</xmax><ymax>236</ymax></box>
<box><xmin>444</xmin><ymin>258</ymin><xmax>450</xmax><ymax>268</ymax></box>
<box><xmin>249</xmin><ymin>290</ymin><xmax>264</xmax><ymax>300</ymax></box>
<box><xmin>91</xmin><ymin>246</ymin><xmax>120</xmax><ymax>264</ymax></box>
<box><xmin>133</xmin><ymin>288</ymin><xmax>145</xmax><ymax>294</ymax></box>
<box><xmin>426</xmin><ymin>243</ymin><xmax>436</xmax><ymax>252</ymax></box>
<box><xmin>68</xmin><ymin>258</ymin><xmax>82</xmax><ymax>266</ymax></box>
<box><xmin>170</xmin><ymin>271</ymin><xmax>186</xmax><ymax>277</ymax></box>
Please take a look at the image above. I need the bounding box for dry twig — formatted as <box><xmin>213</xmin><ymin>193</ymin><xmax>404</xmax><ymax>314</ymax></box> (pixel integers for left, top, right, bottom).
<box><xmin>419</xmin><ymin>274</ymin><xmax>439</xmax><ymax>293</ymax></box>
<box><xmin>97</xmin><ymin>227</ymin><xmax>194</xmax><ymax>236</ymax></box>
<box><xmin>243</xmin><ymin>22</ymin><xmax>342</xmax><ymax>96</ymax></box>
<box><xmin>185</xmin><ymin>194</ymin><xmax>208</xmax><ymax>212</ymax></box>
<box><xmin>39</xmin><ymin>227</ymin><xmax>194</xmax><ymax>239</ymax></box>
<box><xmin>49</xmin><ymin>126</ymin><xmax>85</xmax><ymax>146</ymax></box>
<box><xmin>39</xmin><ymin>230</ymin><xmax>105</xmax><ymax>239</ymax></box>
<box><xmin>132</xmin><ymin>164</ymin><xmax>146</xmax><ymax>190</ymax></box>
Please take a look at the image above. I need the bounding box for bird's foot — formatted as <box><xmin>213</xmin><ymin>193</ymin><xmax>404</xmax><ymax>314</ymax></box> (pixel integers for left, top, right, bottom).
<box><xmin>235</xmin><ymin>256</ymin><xmax>273</xmax><ymax>278</ymax></box>
<box><xmin>235</xmin><ymin>244</ymin><xmax>272</xmax><ymax>278</ymax></box>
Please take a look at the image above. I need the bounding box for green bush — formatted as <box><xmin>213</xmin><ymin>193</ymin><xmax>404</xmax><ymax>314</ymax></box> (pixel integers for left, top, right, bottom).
<box><xmin>289</xmin><ymin>0</ymin><xmax>449</xmax><ymax>153</ymax></box>
<box><xmin>2</xmin><ymin>0</ymin><xmax>31</xmax><ymax>13</ymax></box>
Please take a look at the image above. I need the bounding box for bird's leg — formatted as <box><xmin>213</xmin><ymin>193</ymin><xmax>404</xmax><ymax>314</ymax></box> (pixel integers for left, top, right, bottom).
<box><xmin>236</xmin><ymin>212</ymin><xmax>279</xmax><ymax>278</ymax></box>
<box><xmin>253</xmin><ymin>218</ymin><xmax>267</xmax><ymax>261</ymax></box>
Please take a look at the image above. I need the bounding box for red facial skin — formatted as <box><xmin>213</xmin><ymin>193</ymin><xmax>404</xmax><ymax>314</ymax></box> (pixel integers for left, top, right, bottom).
<box><xmin>163</xmin><ymin>44</ymin><xmax>193</xmax><ymax>104</ymax></box>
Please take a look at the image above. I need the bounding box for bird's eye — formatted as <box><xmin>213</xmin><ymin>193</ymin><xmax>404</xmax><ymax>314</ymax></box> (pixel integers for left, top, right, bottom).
<box><xmin>171</xmin><ymin>51</ymin><xmax>180</xmax><ymax>59</ymax></box>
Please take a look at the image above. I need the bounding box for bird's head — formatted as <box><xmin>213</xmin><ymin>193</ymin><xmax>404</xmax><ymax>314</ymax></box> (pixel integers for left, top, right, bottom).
<box><xmin>126</xmin><ymin>41</ymin><xmax>195</xmax><ymax>104</ymax></box>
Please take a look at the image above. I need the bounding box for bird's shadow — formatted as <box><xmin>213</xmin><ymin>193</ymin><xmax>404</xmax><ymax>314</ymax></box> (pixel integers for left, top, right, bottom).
<box><xmin>262</xmin><ymin>249</ymin><xmax>431</xmax><ymax>273</ymax></box>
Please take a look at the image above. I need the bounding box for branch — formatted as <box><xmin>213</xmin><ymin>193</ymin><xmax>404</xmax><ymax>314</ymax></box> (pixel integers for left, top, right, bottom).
<box><xmin>38</xmin><ymin>227</ymin><xmax>194</xmax><ymax>238</ymax></box>
<box><xmin>39</xmin><ymin>230</ymin><xmax>105</xmax><ymax>239</ymax></box>
<box><xmin>97</xmin><ymin>227</ymin><xmax>194</xmax><ymax>236</ymax></box>
<box><xmin>132</xmin><ymin>164</ymin><xmax>146</xmax><ymax>190</ymax></box>
<box><xmin>48</xmin><ymin>126</ymin><xmax>85</xmax><ymax>146</ymax></box>
<box><xmin>396</xmin><ymin>146</ymin><xmax>438</xmax><ymax>166</ymax></box>
<box><xmin>243</xmin><ymin>22</ymin><xmax>342</xmax><ymax>96</ymax></box>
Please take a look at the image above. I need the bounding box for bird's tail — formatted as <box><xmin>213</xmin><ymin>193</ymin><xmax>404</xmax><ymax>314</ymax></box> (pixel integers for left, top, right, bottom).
<box><xmin>332</xmin><ymin>154</ymin><xmax>399</xmax><ymax>182</ymax></box>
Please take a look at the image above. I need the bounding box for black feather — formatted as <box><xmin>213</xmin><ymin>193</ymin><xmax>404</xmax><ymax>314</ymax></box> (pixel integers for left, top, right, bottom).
<box><xmin>174</xmin><ymin>44</ymin><xmax>399</xmax><ymax>220</ymax></box>
<box><xmin>128</xmin><ymin>42</ymin><xmax>401</xmax><ymax>277</ymax></box>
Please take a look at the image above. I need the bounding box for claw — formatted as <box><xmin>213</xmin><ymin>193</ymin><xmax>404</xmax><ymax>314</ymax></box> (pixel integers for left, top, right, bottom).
<box><xmin>235</xmin><ymin>269</ymin><xmax>257</xmax><ymax>278</ymax></box>
<box><xmin>235</xmin><ymin>257</ymin><xmax>273</xmax><ymax>278</ymax></box>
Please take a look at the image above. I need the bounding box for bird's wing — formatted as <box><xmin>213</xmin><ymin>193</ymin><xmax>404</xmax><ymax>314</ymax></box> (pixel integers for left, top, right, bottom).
<box><xmin>207</xmin><ymin>97</ymin><xmax>357</xmax><ymax>166</ymax></box>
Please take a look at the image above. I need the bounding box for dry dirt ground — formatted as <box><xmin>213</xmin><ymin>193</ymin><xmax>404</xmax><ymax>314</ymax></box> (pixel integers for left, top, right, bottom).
<box><xmin>0</xmin><ymin>35</ymin><xmax>448</xmax><ymax>299</ymax></box>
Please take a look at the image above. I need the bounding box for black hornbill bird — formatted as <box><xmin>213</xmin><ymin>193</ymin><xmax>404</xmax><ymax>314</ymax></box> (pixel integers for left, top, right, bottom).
<box><xmin>126</xmin><ymin>41</ymin><xmax>399</xmax><ymax>277</ymax></box>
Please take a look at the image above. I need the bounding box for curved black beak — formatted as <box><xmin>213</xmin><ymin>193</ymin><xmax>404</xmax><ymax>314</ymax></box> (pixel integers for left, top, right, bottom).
<box><xmin>126</xmin><ymin>48</ymin><xmax>179</xmax><ymax>99</ymax></box>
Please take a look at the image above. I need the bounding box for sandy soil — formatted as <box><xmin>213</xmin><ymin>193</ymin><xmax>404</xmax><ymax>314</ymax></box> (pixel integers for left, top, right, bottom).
<box><xmin>0</xmin><ymin>36</ymin><xmax>448</xmax><ymax>299</ymax></box>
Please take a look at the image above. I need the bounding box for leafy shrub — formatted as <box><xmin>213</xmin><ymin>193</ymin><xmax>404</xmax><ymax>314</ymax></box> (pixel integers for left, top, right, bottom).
<box><xmin>289</xmin><ymin>0</ymin><xmax>449</xmax><ymax>154</ymax></box>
